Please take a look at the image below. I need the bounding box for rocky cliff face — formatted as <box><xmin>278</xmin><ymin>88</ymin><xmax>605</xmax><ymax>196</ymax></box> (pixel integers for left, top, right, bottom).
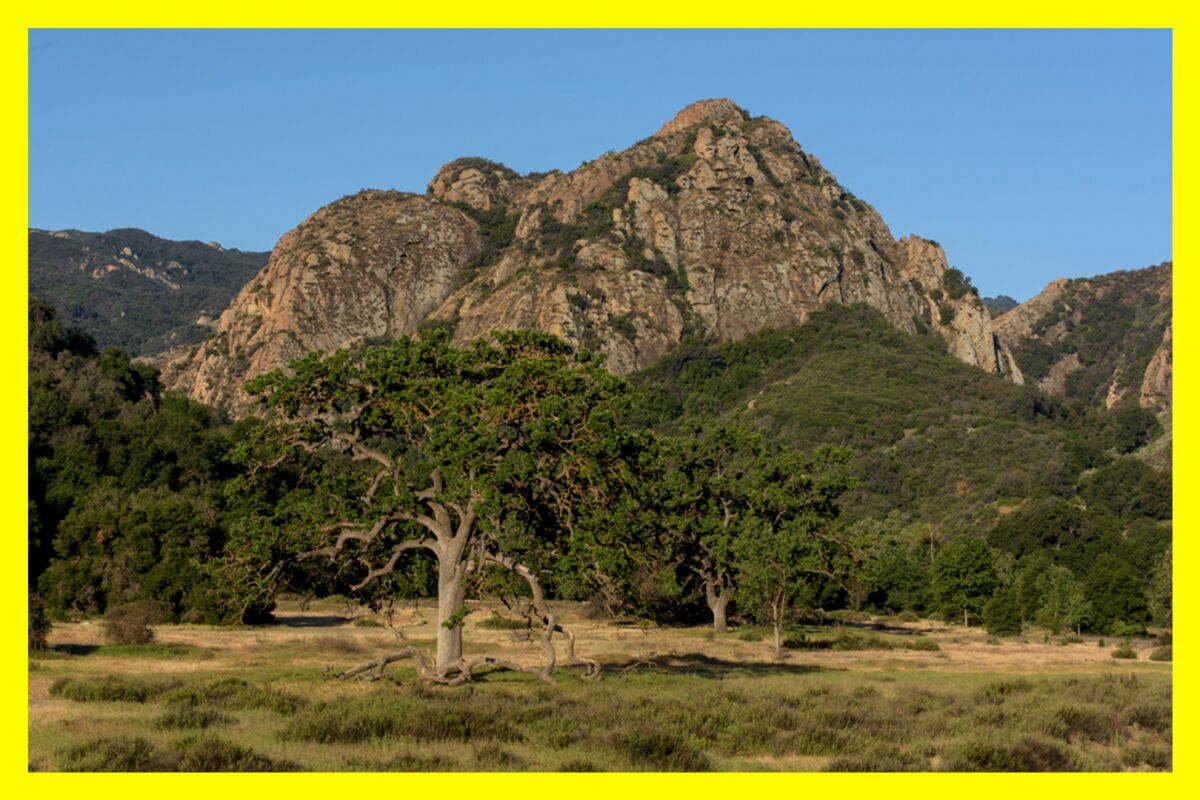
<box><xmin>994</xmin><ymin>262</ymin><xmax>1171</xmax><ymax>412</ymax></box>
<box><xmin>165</xmin><ymin>98</ymin><xmax>1023</xmax><ymax>415</ymax></box>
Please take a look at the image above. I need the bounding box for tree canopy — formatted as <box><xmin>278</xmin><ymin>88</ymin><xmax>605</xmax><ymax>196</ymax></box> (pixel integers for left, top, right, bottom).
<box><xmin>226</xmin><ymin>327</ymin><xmax>648</xmax><ymax>680</ymax></box>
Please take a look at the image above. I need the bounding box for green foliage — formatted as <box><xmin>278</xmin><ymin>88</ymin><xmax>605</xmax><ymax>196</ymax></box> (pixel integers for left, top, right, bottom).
<box><xmin>1147</xmin><ymin>547</ymin><xmax>1172</xmax><ymax>627</ymax></box>
<box><xmin>51</xmin><ymin>675</ymin><xmax>183</xmax><ymax>703</ymax></box>
<box><xmin>1084</xmin><ymin>554</ymin><xmax>1150</xmax><ymax>635</ymax></box>
<box><xmin>1009</xmin><ymin>263</ymin><xmax>1171</xmax><ymax>409</ymax></box>
<box><xmin>942</xmin><ymin>267</ymin><xmax>976</xmax><ymax>300</ymax></box>
<box><xmin>1079</xmin><ymin>457</ymin><xmax>1171</xmax><ymax>520</ymax></box>
<box><xmin>1149</xmin><ymin>645</ymin><xmax>1172</xmax><ymax>662</ymax></box>
<box><xmin>629</xmin><ymin>304</ymin><xmax>1086</xmax><ymax>531</ymax></box>
<box><xmin>938</xmin><ymin>302</ymin><xmax>955</xmax><ymax>326</ymax></box>
<box><xmin>451</xmin><ymin>203</ymin><xmax>520</xmax><ymax>285</ymax></box>
<box><xmin>982</xmin><ymin>587</ymin><xmax>1023</xmax><ymax>636</ymax></box>
<box><xmin>101</xmin><ymin>600</ymin><xmax>159</xmax><ymax>645</ymax></box>
<box><xmin>29</xmin><ymin>591</ymin><xmax>51</xmax><ymax>651</ymax></box>
<box><xmin>1033</xmin><ymin>564</ymin><xmax>1090</xmax><ymax>635</ymax></box>
<box><xmin>932</xmin><ymin>536</ymin><xmax>997</xmax><ymax>626</ymax></box>
<box><xmin>29</xmin><ymin>229</ymin><xmax>267</xmax><ymax>355</ymax></box>
<box><xmin>610</xmin><ymin>730</ymin><xmax>711</xmax><ymax>771</ymax></box>
<box><xmin>57</xmin><ymin>735</ymin><xmax>297</xmax><ymax>772</ymax></box>
<box><xmin>731</xmin><ymin>446</ymin><xmax>855</xmax><ymax>648</ymax></box>
<box><xmin>30</xmin><ymin>301</ymin><xmax>235</xmax><ymax>620</ymax></box>
<box><xmin>232</xmin><ymin>328</ymin><xmax>649</xmax><ymax>664</ymax></box>
<box><xmin>1111</xmin><ymin>641</ymin><xmax>1138</xmax><ymax>660</ymax></box>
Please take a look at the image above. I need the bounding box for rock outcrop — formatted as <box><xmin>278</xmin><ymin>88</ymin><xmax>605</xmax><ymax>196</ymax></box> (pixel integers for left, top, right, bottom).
<box><xmin>165</xmin><ymin>98</ymin><xmax>1025</xmax><ymax>416</ymax></box>
<box><xmin>161</xmin><ymin>191</ymin><xmax>479</xmax><ymax>411</ymax></box>
<box><xmin>995</xmin><ymin>262</ymin><xmax>1171</xmax><ymax>412</ymax></box>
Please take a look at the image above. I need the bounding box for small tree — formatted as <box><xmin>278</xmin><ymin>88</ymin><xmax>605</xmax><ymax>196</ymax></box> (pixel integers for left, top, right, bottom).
<box><xmin>1147</xmin><ymin>546</ymin><xmax>1172</xmax><ymax>628</ymax></box>
<box><xmin>658</xmin><ymin>422</ymin><xmax>763</xmax><ymax>633</ymax></box>
<box><xmin>1084</xmin><ymin>554</ymin><xmax>1150</xmax><ymax>635</ymax></box>
<box><xmin>1033</xmin><ymin>564</ymin><xmax>1086</xmax><ymax>634</ymax></box>
<box><xmin>230</xmin><ymin>329</ymin><xmax>645</xmax><ymax>682</ymax></box>
<box><xmin>932</xmin><ymin>536</ymin><xmax>997</xmax><ymax>627</ymax></box>
<box><xmin>982</xmin><ymin>587</ymin><xmax>1023</xmax><ymax>636</ymax></box>
<box><xmin>733</xmin><ymin>446</ymin><xmax>854</xmax><ymax>658</ymax></box>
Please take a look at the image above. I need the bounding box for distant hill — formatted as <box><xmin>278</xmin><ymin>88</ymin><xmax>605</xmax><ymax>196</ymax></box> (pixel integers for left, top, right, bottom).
<box><xmin>29</xmin><ymin>227</ymin><xmax>268</xmax><ymax>355</ymax></box>
<box><xmin>981</xmin><ymin>295</ymin><xmax>1019</xmax><ymax>317</ymax></box>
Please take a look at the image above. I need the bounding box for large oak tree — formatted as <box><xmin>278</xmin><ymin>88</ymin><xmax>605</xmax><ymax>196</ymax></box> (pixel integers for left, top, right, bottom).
<box><xmin>230</xmin><ymin>328</ymin><xmax>645</xmax><ymax>681</ymax></box>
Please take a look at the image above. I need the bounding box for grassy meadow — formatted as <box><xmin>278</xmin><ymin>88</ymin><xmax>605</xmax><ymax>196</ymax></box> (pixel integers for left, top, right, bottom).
<box><xmin>28</xmin><ymin>598</ymin><xmax>1171</xmax><ymax>772</ymax></box>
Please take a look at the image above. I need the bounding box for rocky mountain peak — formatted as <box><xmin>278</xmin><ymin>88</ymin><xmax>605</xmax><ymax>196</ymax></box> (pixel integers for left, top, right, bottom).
<box><xmin>427</xmin><ymin>157</ymin><xmax>525</xmax><ymax>213</ymax></box>
<box><xmin>164</xmin><ymin>99</ymin><xmax>1026</xmax><ymax>416</ymax></box>
<box><xmin>654</xmin><ymin>98</ymin><xmax>750</xmax><ymax>138</ymax></box>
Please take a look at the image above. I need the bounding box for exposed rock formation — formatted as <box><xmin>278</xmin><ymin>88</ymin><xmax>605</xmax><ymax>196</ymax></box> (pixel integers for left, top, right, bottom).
<box><xmin>161</xmin><ymin>191</ymin><xmax>479</xmax><ymax>411</ymax></box>
<box><xmin>995</xmin><ymin>263</ymin><xmax>1171</xmax><ymax>412</ymax></box>
<box><xmin>165</xmin><ymin>98</ymin><xmax>1024</xmax><ymax>416</ymax></box>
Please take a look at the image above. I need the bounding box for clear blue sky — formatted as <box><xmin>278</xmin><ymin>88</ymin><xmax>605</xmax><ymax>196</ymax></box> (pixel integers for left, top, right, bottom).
<box><xmin>28</xmin><ymin>29</ymin><xmax>1171</xmax><ymax>301</ymax></box>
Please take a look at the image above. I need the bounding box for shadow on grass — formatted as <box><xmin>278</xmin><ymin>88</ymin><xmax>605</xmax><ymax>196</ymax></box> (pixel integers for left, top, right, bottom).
<box><xmin>272</xmin><ymin>615</ymin><xmax>353</xmax><ymax>628</ymax></box>
<box><xmin>602</xmin><ymin>651</ymin><xmax>840</xmax><ymax>679</ymax></box>
<box><xmin>46</xmin><ymin>643</ymin><xmax>215</xmax><ymax>659</ymax></box>
<box><xmin>51</xmin><ymin>644</ymin><xmax>100</xmax><ymax>656</ymax></box>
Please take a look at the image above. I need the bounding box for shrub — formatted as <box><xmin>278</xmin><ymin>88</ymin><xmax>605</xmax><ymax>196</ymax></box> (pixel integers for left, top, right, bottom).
<box><xmin>173</xmin><ymin>737</ymin><xmax>299</xmax><ymax>772</ymax></box>
<box><xmin>478</xmin><ymin>611</ymin><xmax>529</xmax><ymax>630</ymax></box>
<box><xmin>824</xmin><ymin>745</ymin><xmax>923</xmax><ymax>772</ymax></box>
<box><xmin>1126</xmin><ymin>703</ymin><xmax>1172</xmax><ymax>734</ymax></box>
<box><xmin>29</xmin><ymin>591</ymin><xmax>51</xmax><ymax>651</ymax></box>
<box><xmin>896</xmin><ymin>610</ymin><xmax>920</xmax><ymax>623</ymax></box>
<box><xmin>610</xmin><ymin>730</ymin><xmax>710</xmax><ymax>771</ymax></box>
<box><xmin>1111</xmin><ymin>642</ymin><xmax>1137</xmax><ymax>659</ymax></box>
<box><xmin>1052</xmin><ymin>705</ymin><xmax>1120</xmax><ymax>744</ymax></box>
<box><xmin>101</xmin><ymin>600</ymin><xmax>159</xmax><ymax>645</ymax></box>
<box><xmin>50</xmin><ymin>675</ymin><xmax>181</xmax><ymax>703</ymax></box>
<box><xmin>1148</xmin><ymin>645</ymin><xmax>1172</xmax><ymax>662</ymax></box>
<box><xmin>949</xmin><ymin>736</ymin><xmax>1078</xmax><ymax>771</ymax></box>
<box><xmin>905</xmin><ymin>637</ymin><xmax>941</xmax><ymax>652</ymax></box>
<box><xmin>352</xmin><ymin>617</ymin><xmax>382</xmax><ymax>627</ymax></box>
<box><xmin>155</xmin><ymin>705</ymin><xmax>231</xmax><ymax>730</ymax></box>
<box><xmin>472</xmin><ymin>743</ymin><xmax>525</xmax><ymax>769</ymax></box>
<box><xmin>58</xmin><ymin>737</ymin><xmax>178</xmax><ymax>772</ymax></box>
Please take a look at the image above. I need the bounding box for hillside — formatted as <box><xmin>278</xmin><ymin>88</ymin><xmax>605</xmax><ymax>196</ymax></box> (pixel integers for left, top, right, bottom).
<box><xmin>162</xmin><ymin>98</ymin><xmax>1021</xmax><ymax>415</ymax></box>
<box><xmin>29</xmin><ymin>227</ymin><xmax>268</xmax><ymax>355</ymax></box>
<box><xmin>630</xmin><ymin>303</ymin><xmax>1168</xmax><ymax>537</ymax></box>
<box><xmin>995</xmin><ymin>263</ymin><xmax>1171</xmax><ymax>413</ymax></box>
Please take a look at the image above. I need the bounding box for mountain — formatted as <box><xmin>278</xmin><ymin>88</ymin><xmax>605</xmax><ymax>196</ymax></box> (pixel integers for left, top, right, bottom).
<box><xmin>162</xmin><ymin>98</ymin><xmax>1022</xmax><ymax>415</ymax></box>
<box><xmin>995</xmin><ymin>263</ymin><xmax>1171</xmax><ymax>413</ymax></box>
<box><xmin>28</xmin><ymin>227</ymin><xmax>269</xmax><ymax>355</ymax></box>
<box><xmin>981</xmin><ymin>295</ymin><xmax>1019</xmax><ymax>317</ymax></box>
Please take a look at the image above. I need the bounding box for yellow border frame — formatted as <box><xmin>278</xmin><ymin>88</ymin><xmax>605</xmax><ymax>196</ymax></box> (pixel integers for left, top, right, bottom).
<box><xmin>7</xmin><ymin>8</ymin><xmax>1188</xmax><ymax>797</ymax></box>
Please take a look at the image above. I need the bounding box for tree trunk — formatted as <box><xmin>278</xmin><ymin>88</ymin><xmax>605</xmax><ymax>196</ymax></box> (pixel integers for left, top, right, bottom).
<box><xmin>705</xmin><ymin>582</ymin><xmax>730</xmax><ymax>634</ymax></box>
<box><xmin>435</xmin><ymin>559</ymin><xmax>466</xmax><ymax>675</ymax></box>
<box><xmin>963</xmin><ymin>607</ymin><xmax>969</xmax><ymax>628</ymax></box>
<box><xmin>771</xmin><ymin>600</ymin><xmax>784</xmax><ymax>659</ymax></box>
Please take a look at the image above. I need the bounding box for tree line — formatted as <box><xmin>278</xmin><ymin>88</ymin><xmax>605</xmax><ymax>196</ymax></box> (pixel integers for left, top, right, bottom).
<box><xmin>29</xmin><ymin>300</ymin><xmax>1171</xmax><ymax>676</ymax></box>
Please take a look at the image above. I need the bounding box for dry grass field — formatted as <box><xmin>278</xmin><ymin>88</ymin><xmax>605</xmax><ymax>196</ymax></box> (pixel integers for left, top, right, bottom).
<box><xmin>28</xmin><ymin>598</ymin><xmax>1172</xmax><ymax>772</ymax></box>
